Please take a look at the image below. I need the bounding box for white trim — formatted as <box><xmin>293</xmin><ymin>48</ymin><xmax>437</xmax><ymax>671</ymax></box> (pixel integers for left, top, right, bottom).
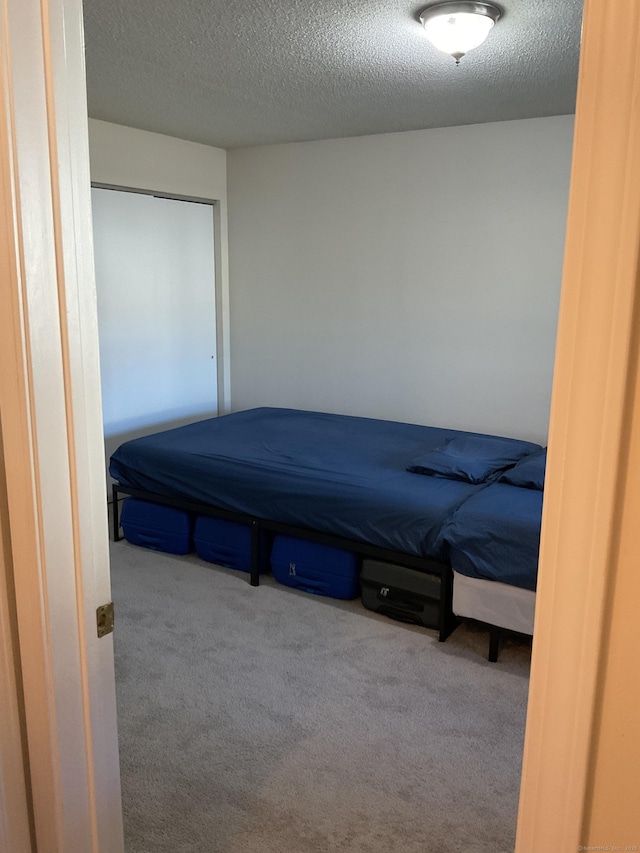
<box><xmin>515</xmin><ymin>0</ymin><xmax>640</xmax><ymax>847</ymax></box>
<box><xmin>91</xmin><ymin>181</ymin><xmax>218</xmax><ymax>205</ymax></box>
<box><xmin>215</xmin><ymin>196</ymin><xmax>232</xmax><ymax>412</ymax></box>
<box><xmin>46</xmin><ymin>1</ymin><xmax>124</xmax><ymax>845</ymax></box>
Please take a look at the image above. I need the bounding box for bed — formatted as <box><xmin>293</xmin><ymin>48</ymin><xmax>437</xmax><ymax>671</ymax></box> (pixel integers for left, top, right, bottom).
<box><xmin>109</xmin><ymin>407</ymin><xmax>543</xmax><ymax>645</ymax></box>
<box><xmin>438</xmin><ymin>449</ymin><xmax>546</xmax><ymax>659</ymax></box>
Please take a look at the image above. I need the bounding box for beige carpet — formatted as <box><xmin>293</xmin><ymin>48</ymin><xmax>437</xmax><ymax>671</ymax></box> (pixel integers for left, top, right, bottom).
<box><xmin>110</xmin><ymin>540</ymin><xmax>531</xmax><ymax>853</ymax></box>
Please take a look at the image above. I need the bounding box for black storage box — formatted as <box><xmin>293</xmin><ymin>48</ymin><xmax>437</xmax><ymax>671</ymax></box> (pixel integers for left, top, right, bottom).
<box><xmin>360</xmin><ymin>559</ymin><xmax>441</xmax><ymax>629</ymax></box>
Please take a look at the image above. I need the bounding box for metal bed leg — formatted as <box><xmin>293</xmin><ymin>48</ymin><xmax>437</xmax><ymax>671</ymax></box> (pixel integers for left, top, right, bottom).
<box><xmin>112</xmin><ymin>485</ymin><xmax>122</xmax><ymax>542</ymax></box>
<box><xmin>438</xmin><ymin>567</ymin><xmax>456</xmax><ymax>642</ymax></box>
<box><xmin>249</xmin><ymin>519</ymin><xmax>260</xmax><ymax>587</ymax></box>
<box><xmin>488</xmin><ymin>626</ymin><xmax>502</xmax><ymax>662</ymax></box>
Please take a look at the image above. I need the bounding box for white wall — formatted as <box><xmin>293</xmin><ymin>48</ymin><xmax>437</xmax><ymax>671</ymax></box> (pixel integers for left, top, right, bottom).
<box><xmin>227</xmin><ymin>116</ymin><xmax>574</xmax><ymax>444</ymax></box>
<box><xmin>88</xmin><ymin>119</ymin><xmax>227</xmax><ymax>200</ymax></box>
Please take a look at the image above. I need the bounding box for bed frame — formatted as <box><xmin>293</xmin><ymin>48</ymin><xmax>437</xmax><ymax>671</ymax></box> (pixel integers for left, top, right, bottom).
<box><xmin>452</xmin><ymin>570</ymin><xmax>535</xmax><ymax>661</ymax></box>
<box><xmin>112</xmin><ymin>483</ymin><xmax>459</xmax><ymax>643</ymax></box>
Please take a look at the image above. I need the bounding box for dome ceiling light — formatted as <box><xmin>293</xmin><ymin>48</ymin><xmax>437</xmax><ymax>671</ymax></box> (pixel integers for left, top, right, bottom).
<box><xmin>418</xmin><ymin>1</ymin><xmax>502</xmax><ymax>65</ymax></box>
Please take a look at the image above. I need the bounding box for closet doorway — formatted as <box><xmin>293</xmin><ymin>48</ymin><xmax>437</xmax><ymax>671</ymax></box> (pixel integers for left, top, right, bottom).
<box><xmin>91</xmin><ymin>187</ymin><xmax>218</xmax><ymax>479</ymax></box>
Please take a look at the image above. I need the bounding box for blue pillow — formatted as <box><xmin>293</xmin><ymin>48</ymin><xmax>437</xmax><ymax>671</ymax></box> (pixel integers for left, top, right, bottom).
<box><xmin>406</xmin><ymin>435</ymin><xmax>541</xmax><ymax>485</ymax></box>
<box><xmin>499</xmin><ymin>449</ymin><xmax>547</xmax><ymax>490</ymax></box>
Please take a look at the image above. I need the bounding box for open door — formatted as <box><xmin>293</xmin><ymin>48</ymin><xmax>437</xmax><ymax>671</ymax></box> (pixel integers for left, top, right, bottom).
<box><xmin>0</xmin><ymin>0</ymin><xmax>123</xmax><ymax>849</ymax></box>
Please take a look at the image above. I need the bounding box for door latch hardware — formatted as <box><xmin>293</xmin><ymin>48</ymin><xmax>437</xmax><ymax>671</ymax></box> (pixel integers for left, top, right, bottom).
<box><xmin>96</xmin><ymin>602</ymin><xmax>115</xmax><ymax>638</ymax></box>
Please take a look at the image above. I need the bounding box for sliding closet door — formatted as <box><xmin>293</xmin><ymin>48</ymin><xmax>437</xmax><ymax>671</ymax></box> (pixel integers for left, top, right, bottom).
<box><xmin>91</xmin><ymin>188</ymin><xmax>217</xmax><ymax>469</ymax></box>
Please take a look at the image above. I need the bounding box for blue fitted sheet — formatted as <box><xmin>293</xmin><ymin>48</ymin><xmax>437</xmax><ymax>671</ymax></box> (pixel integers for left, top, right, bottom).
<box><xmin>438</xmin><ymin>482</ymin><xmax>543</xmax><ymax>591</ymax></box>
<box><xmin>109</xmin><ymin>407</ymin><xmax>541</xmax><ymax>561</ymax></box>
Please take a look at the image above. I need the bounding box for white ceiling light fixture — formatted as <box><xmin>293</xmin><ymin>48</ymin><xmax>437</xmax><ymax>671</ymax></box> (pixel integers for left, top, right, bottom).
<box><xmin>419</xmin><ymin>1</ymin><xmax>502</xmax><ymax>65</ymax></box>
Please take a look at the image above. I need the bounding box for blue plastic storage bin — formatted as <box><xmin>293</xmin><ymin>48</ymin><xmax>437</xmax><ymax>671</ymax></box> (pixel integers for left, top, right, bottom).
<box><xmin>270</xmin><ymin>535</ymin><xmax>360</xmax><ymax>600</ymax></box>
<box><xmin>193</xmin><ymin>516</ymin><xmax>269</xmax><ymax>573</ymax></box>
<box><xmin>120</xmin><ymin>498</ymin><xmax>193</xmax><ymax>555</ymax></box>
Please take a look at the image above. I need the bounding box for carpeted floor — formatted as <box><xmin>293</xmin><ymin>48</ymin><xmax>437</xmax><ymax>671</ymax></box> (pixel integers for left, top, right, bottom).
<box><xmin>110</xmin><ymin>541</ymin><xmax>531</xmax><ymax>853</ymax></box>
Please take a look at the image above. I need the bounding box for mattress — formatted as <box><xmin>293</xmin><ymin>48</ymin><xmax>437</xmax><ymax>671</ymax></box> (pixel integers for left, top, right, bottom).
<box><xmin>439</xmin><ymin>481</ymin><xmax>543</xmax><ymax>591</ymax></box>
<box><xmin>109</xmin><ymin>407</ymin><xmax>540</xmax><ymax>561</ymax></box>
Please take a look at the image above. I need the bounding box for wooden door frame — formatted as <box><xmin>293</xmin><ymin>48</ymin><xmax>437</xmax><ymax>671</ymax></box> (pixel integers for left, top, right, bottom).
<box><xmin>516</xmin><ymin>0</ymin><xmax>640</xmax><ymax>848</ymax></box>
<box><xmin>0</xmin><ymin>0</ymin><xmax>123</xmax><ymax>849</ymax></box>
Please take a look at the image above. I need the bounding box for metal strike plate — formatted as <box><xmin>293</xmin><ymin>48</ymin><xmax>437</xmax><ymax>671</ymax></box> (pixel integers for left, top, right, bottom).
<box><xmin>96</xmin><ymin>602</ymin><xmax>115</xmax><ymax>638</ymax></box>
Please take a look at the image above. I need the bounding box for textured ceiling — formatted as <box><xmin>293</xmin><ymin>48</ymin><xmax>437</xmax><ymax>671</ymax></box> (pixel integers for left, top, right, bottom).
<box><xmin>82</xmin><ymin>0</ymin><xmax>583</xmax><ymax>150</ymax></box>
